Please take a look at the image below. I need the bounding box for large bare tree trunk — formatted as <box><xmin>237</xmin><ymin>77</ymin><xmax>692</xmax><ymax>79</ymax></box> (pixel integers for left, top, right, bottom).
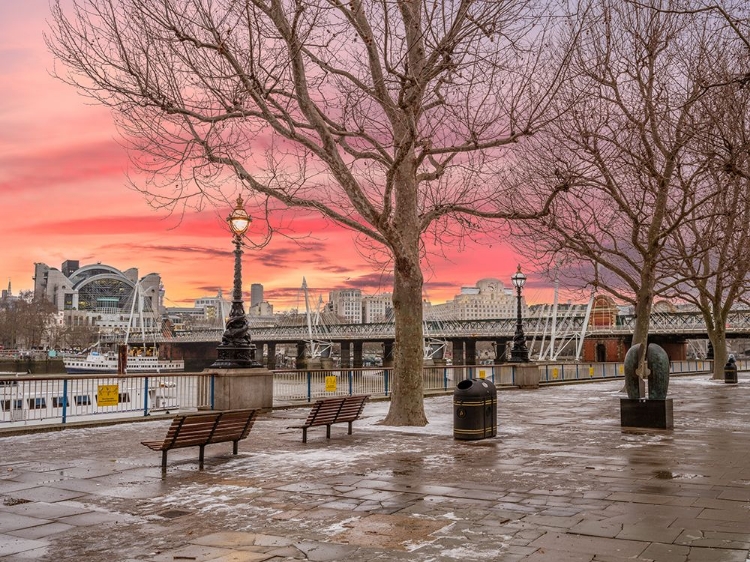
<box><xmin>385</xmin><ymin>251</ymin><xmax>427</xmax><ymax>426</ymax></box>
<box><xmin>384</xmin><ymin>164</ymin><xmax>427</xmax><ymax>425</ymax></box>
<box><xmin>707</xmin><ymin>324</ymin><xmax>728</xmax><ymax>380</ymax></box>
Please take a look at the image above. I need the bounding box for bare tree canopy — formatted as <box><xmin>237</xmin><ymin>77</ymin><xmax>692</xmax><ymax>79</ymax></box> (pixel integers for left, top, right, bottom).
<box><xmin>47</xmin><ymin>0</ymin><xmax>572</xmax><ymax>424</ymax></box>
<box><xmin>509</xmin><ymin>0</ymin><xmax>738</xmax><ymax>376</ymax></box>
<box><xmin>659</xmin><ymin>48</ymin><xmax>750</xmax><ymax>377</ymax></box>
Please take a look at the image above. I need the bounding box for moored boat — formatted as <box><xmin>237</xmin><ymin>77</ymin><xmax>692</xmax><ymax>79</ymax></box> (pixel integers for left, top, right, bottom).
<box><xmin>63</xmin><ymin>350</ymin><xmax>184</xmax><ymax>374</ymax></box>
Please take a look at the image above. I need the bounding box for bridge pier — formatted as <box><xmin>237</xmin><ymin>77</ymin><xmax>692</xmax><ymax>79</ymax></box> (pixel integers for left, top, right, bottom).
<box><xmin>465</xmin><ymin>340</ymin><xmax>477</xmax><ymax>365</ymax></box>
<box><xmin>265</xmin><ymin>343</ymin><xmax>276</xmax><ymax>370</ymax></box>
<box><xmin>340</xmin><ymin>342</ymin><xmax>351</xmax><ymax>368</ymax></box>
<box><xmin>383</xmin><ymin>341</ymin><xmax>394</xmax><ymax>368</ymax></box>
<box><xmin>583</xmin><ymin>338</ymin><xmax>628</xmax><ymax>362</ymax></box>
<box><xmin>493</xmin><ymin>340</ymin><xmax>508</xmax><ymax>364</ymax></box>
<box><xmin>353</xmin><ymin>341</ymin><xmax>363</xmax><ymax>368</ymax></box>
<box><xmin>452</xmin><ymin>340</ymin><xmax>465</xmax><ymax>366</ymax></box>
<box><xmin>295</xmin><ymin>341</ymin><xmax>307</xmax><ymax>369</ymax></box>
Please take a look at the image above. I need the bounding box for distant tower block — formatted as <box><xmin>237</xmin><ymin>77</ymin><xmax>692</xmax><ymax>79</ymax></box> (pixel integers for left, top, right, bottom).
<box><xmin>250</xmin><ymin>283</ymin><xmax>264</xmax><ymax>307</ymax></box>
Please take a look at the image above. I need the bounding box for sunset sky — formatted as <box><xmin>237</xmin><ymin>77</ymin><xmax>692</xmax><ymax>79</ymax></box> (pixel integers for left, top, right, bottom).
<box><xmin>0</xmin><ymin>2</ymin><xmax>573</xmax><ymax>310</ymax></box>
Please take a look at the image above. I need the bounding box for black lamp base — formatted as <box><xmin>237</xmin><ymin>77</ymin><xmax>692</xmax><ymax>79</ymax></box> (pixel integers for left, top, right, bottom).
<box><xmin>211</xmin><ymin>344</ymin><xmax>262</xmax><ymax>369</ymax></box>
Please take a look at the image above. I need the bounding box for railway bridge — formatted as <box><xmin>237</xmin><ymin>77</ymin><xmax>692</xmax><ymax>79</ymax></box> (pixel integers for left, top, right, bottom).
<box><xmin>129</xmin><ymin>310</ymin><xmax>750</xmax><ymax>370</ymax></box>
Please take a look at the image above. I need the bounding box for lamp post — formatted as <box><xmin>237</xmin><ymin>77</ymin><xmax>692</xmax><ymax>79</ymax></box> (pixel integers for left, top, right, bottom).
<box><xmin>211</xmin><ymin>195</ymin><xmax>262</xmax><ymax>369</ymax></box>
<box><xmin>509</xmin><ymin>264</ymin><xmax>530</xmax><ymax>363</ymax></box>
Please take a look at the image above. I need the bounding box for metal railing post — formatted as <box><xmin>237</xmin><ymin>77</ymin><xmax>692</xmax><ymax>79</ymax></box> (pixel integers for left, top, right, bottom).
<box><xmin>62</xmin><ymin>378</ymin><xmax>68</xmax><ymax>424</ymax></box>
<box><xmin>143</xmin><ymin>377</ymin><xmax>149</xmax><ymax>416</ymax></box>
<box><xmin>307</xmin><ymin>371</ymin><xmax>312</xmax><ymax>402</ymax></box>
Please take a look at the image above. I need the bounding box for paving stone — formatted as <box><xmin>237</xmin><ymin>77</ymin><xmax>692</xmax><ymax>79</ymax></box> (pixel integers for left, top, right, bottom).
<box><xmin>685</xmin><ymin>546</ymin><xmax>749</xmax><ymax>561</ymax></box>
<box><xmin>616</xmin><ymin>522</ymin><xmax>683</xmax><ymax>543</ymax></box>
<box><xmin>639</xmin><ymin>542</ymin><xmax>691</xmax><ymax>562</ymax></box>
<box><xmin>529</xmin><ymin>531</ymin><xmax>649</xmax><ymax>558</ymax></box>
<box><xmin>0</xmin><ymin>511</ymin><xmax>50</xmax><ymax>532</ymax></box>
<box><xmin>6</xmin><ymin>521</ymin><xmax>74</xmax><ymax>539</ymax></box>
<box><xmin>570</xmin><ymin>518</ymin><xmax>623</xmax><ymax>538</ymax></box>
<box><xmin>9</xmin><ymin>485</ymin><xmax>87</xmax><ymax>503</ymax></box>
<box><xmin>0</xmin><ymin>533</ymin><xmax>48</xmax><ymax>556</ymax></box>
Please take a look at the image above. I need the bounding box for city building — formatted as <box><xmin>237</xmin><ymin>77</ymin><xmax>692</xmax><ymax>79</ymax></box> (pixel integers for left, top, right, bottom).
<box><xmin>430</xmin><ymin>278</ymin><xmax>524</xmax><ymax>320</ymax></box>
<box><xmin>0</xmin><ymin>279</ymin><xmax>19</xmax><ymax>308</ymax></box>
<box><xmin>362</xmin><ymin>293</ymin><xmax>393</xmax><ymax>323</ymax></box>
<box><xmin>250</xmin><ymin>283</ymin><xmax>264</xmax><ymax>307</ymax></box>
<box><xmin>329</xmin><ymin>289</ymin><xmax>362</xmax><ymax>323</ymax></box>
<box><xmin>33</xmin><ymin>261</ymin><xmax>164</xmax><ymax>332</ymax></box>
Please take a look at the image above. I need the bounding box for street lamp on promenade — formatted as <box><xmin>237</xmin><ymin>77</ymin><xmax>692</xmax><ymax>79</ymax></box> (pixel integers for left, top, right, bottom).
<box><xmin>211</xmin><ymin>195</ymin><xmax>262</xmax><ymax>369</ymax></box>
<box><xmin>509</xmin><ymin>264</ymin><xmax>530</xmax><ymax>363</ymax></box>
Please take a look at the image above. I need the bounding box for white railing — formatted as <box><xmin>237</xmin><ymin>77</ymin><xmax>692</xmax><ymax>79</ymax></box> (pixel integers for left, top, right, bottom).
<box><xmin>0</xmin><ymin>359</ymin><xmax>720</xmax><ymax>428</ymax></box>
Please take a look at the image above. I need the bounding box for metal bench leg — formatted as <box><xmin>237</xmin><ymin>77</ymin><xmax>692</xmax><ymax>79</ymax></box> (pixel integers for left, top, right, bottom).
<box><xmin>162</xmin><ymin>451</ymin><xmax>168</xmax><ymax>470</ymax></box>
<box><xmin>302</xmin><ymin>428</ymin><xmax>307</xmax><ymax>443</ymax></box>
<box><xmin>199</xmin><ymin>445</ymin><xmax>205</xmax><ymax>468</ymax></box>
<box><xmin>326</xmin><ymin>425</ymin><xmax>331</xmax><ymax>439</ymax></box>
<box><xmin>348</xmin><ymin>421</ymin><xmax>353</xmax><ymax>435</ymax></box>
<box><xmin>233</xmin><ymin>441</ymin><xmax>238</xmax><ymax>455</ymax></box>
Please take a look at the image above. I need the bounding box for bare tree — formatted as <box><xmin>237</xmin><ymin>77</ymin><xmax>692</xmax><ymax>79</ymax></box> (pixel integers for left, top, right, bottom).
<box><xmin>659</xmin><ymin>54</ymin><xmax>750</xmax><ymax>378</ymax></box>
<box><xmin>627</xmin><ymin>0</ymin><xmax>750</xmax><ymax>84</ymax></box>
<box><xmin>509</xmin><ymin>0</ymin><xmax>725</xmax><ymax>377</ymax></box>
<box><xmin>0</xmin><ymin>292</ymin><xmax>58</xmax><ymax>349</ymax></box>
<box><xmin>47</xmin><ymin>0</ymin><xmax>572</xmax><ymax>424</ymax></box>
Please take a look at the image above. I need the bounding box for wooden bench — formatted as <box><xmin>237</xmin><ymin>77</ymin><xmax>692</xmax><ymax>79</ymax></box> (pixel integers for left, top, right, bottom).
<box><xmin>287</xmin><ymin>395</ymin><xmax>370</xmax><ymax>443</ymax></box>
<box><xmin>141</xmin><ymin>409</ymin><xmax>257</xmax><ymax>469</ymax></box>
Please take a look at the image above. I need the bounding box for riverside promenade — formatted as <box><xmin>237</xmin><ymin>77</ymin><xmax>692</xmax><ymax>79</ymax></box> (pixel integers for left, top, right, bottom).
<box><xmin>1</xmin><ymin>375</ymin><xmax>749</xmax><ymax>561</ymax></box>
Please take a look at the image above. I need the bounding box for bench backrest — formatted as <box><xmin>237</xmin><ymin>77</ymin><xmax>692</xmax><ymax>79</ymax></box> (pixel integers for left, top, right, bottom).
<box><xmin>207</xmin><ymin>409</ymin><xmax>257</xmax><ymax>444</ymax></box>
<box><xmin>162</xmin><ymin>411</ymin><xmax>223</xmax><ymax>449</ymax></box>
<box><xmin>305</xmin><ymin>395</ymin><xmax>369</xmax><ymax>427</ymax></box>
<box><xmin>337</xmin><ymin>395</ymin><xmax>369</xmax><ymax>422</ymax></box>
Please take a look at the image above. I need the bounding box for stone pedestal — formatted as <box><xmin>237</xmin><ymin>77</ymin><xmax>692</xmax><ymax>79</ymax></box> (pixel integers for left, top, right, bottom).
<box><xmin>514</xmin><ymin>364</ymin><xmax>540</xmax><ymax>389</ymax></box>
<box><xmin>204</xmin><ymin>367</ymin><xmax>274</xmax><ymax>411</ymax></box>
<box><xmin>620</xmin><ymin>398</ymin><xmax>673</xmax><ymax>429</ymax></box>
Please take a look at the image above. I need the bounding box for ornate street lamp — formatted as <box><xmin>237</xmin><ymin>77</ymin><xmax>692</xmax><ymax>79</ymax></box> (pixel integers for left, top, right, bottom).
<box><xmin>211</xmin><ymin>195</ymin><xmax>262</xmax><ymax>369</ymax></box>
<box><xmin>509</xmin><ymin>264</ymin><xmax>530</xmax><ymax>363</ymax></box>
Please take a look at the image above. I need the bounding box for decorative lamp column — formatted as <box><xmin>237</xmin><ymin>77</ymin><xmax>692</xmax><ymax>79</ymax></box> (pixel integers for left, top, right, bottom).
<box><xmin>509</xmin><ymin>264</ymin><xmax>530</xmax><ymax>362</ymax></box>
<box><xmin>211</xmin><ymin>195</ymin><xmax>262</xmax><ymax>369</ymax></box>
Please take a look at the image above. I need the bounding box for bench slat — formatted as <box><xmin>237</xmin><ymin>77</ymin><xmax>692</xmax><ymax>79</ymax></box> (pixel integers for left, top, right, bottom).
<box><xmin>287</xmin><ymin>395</ymin><xmax>369</xmax><ymax>442</ymax></box>
<box><xmin>141</xmin><ymin>409</ymin><xmax>257</xmax><ymax>468</ymax></box>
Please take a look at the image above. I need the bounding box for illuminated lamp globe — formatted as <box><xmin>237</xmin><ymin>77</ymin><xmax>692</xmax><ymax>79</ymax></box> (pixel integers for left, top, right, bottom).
<box><xmin>228</xmin><ymin>196</ymin><xmax>251</xmax><ymax>236</ymax></box>
<box><xmin>511</xmin><ymin>265</ymin><xmax>527</xmax><ymax>289</ymax></box>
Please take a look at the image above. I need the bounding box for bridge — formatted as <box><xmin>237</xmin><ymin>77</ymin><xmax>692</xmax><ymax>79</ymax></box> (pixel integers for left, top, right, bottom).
<box><xmin>140</xmin><ymin>310</ymin><xmax>750</xmax><ymax>344</ymax></box>
<box><xmin>123</xmin><ymin>309</ymin><xmax>750</xmax><ymax>368</ymax></box>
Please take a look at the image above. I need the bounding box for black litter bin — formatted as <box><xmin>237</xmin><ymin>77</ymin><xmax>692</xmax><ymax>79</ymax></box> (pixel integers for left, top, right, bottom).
<box><xmin>454</xmin><ymin>378</ymin><xmax>497</xmax><ymax>440</ymax></box>
<box><xmin>725</xmin><ymin>356</ymin><xmax>738</xmax><ymax>384</ymax></box>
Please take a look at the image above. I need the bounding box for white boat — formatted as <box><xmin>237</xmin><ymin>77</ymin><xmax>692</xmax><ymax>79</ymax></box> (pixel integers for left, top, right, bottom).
<box><xmin>63</xmin><ymin>350</ymin><xmax>184</xmax><ymax>374</ymax></box>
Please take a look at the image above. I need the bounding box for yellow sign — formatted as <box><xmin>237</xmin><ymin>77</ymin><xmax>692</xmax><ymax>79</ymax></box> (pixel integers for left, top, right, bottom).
<box><xmin>324</xmin><ymin>376</ymin><xmax>337</xmax><ymax>392</ymax></box>
<box><xmin>619</xmin><ymin>365</ymin><xmax>624</xmax><ymax>374</ymax></box>
<box><xmin>97</xmin><ymin>384</ymin><xmax>119</xmax><ymax>406</ymax></box>
<box><xmin>478</xmin><ymin>370</ymin><xmax>486</xmax><ymax>379</ymax></box>
<box><xmin>589</xmin><ymin>366</ymin><xmax>595</xmax><ymax>377</ymax></box>
<box><xmin>552</xmin><ymin>368</ymin><xmax>559</xmax><ymax>379</ymax></box>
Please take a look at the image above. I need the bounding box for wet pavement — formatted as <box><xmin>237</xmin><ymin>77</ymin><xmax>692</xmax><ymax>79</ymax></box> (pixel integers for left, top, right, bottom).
<box><xmin>1</xmin><ymin>375</ymin><xmax>749</xmax><ymax>561</ymax></box>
